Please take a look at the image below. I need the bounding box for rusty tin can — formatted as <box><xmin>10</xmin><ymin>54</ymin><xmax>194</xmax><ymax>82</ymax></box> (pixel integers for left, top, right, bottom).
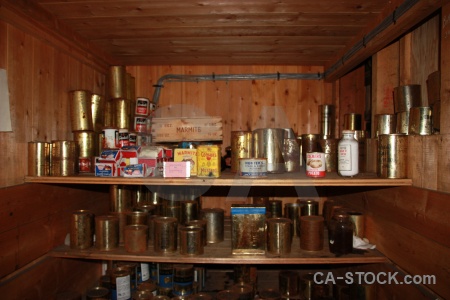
<box><xmin>70</xmin><ymin>210</ymin><xmax>94</xmax><ymax>250</ymax></box>
<box><xmin>231</xmin><ymin>131</ymin><xmax>253</xmax><ymax>173</ymax></box>
<box><xmin>69</xmin><ymin>90</ymin><xmax>94</xmax><ymax>132</ymax></box>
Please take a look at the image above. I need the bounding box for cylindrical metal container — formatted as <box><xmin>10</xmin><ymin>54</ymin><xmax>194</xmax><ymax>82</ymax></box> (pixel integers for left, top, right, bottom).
<box><xmin>253</xmin><ymin>128</ymin><xmax>286</xmax><ymax>173</ymax></box>
<box><xmin>396</xmin><ymin>111</ymin><xmax>410</xmax><ymax>134</ymax></box>
<box><xmin>375</xmin><ymin>114</ymin><xmax>397</xmax><ymax>137</ymax></box>
<box><xmin>158</xmin><ymin>263</ymin><xmax>174</xmax><ymax>289</ymax></box>
<box><xmin>173</xmin><ymin>264</ymin><xmax>194</xmax><ymax>296</ymax></box>
<box><xmin>343</xmin><ymin>113</ymin><xmax>362</xmax><ymax>131</ymax></box>
<box><xmin>73</xmin><ymin>131</ymin><xmax>97</xmax><ymax>158</ymax></box>
<box><xmin>154</xmin><ymin>217</ymin><xmax>178</xmax><ymax>253</ymax></box>
<box><xmin>124</xmin><ymin>224</ymin><xmax>148</xmax><ymax>253</ymax></box>
<box><xmin>186</xmin><ymin>219</ymin><xmax>207</xmax><ymax>246</ymax></box>
<box><xmin>52</xmin><ymin>140</ymin><xmax>77</xmax><ymax>160</ymax></box>
<box><xmin>394</xmin><ymin>84</ymin><xmax>422</xmax><ymax>113</ymax></box>
<box><xmin>102</xmin><ymin>127</ymin><xmax>119</xmax><ymax>149</ymax></box>
<box><xmin>283</xmin><ymin>138</ymin><xmax>300</xmax><ymax>172</ymax></box>
<box><xmin>266</xmin><ymin>218</ymin><xmax>292</xmax><ymax>255</ymax></box>
<box><xmin>91</xmin><ymin>93</ymin><xmax>105</xmax><ymax>133</ymax></box>
<box><xmin>319</xmin><ymin>138</ymin><xmax>337</xmax><ymax>172</ymax></box>
<box><xmin>298</xmin><ymin>199</ymin><xmax>319</xmax><ymax>216</ymax></box>
<box><xmin>300</xmin><ymin>216</ymin><xmax>324</xmax><ymax>251</ymax></box>
<box><xmin>181</xmin><ymin>200</ymin><xmax>198</xmax><ymax>225</ymax></box>
<box><xmin>70</xmin><ymin>210</ymin><xmax>94</xmax><ymax>250</ymax></box>
<box><xmin>110</xmin><ymin>268</ymin><xmax>131</xmax><ymax>300</ymax></box>
<box><xmin>113</xmin><ymin>98</ymin><xmax>131</xmax><ymax>130</ymax></box>
<box><xmin>95</xmin><ymin>215</ymin><xmax>119</xmax><ymax>251</ymax></box>
<box><xmin>109</xmin><ymin>66</ymin><xmax>127</xmax><ymax>99</ymax></box>
<box><xmin>268</xmin><ymin>200</ymin><xmax>283</xmax><ymax>218</ymax></box>
<box><xmin>377</xmin><ymin>134</ymin><xmax>408</xmax><ymax>179</ymax></box>
<box><xmin>86</xmin><ymin>286</ymin><xmax>110</xmax><ymax>300</ymax></box>
<box><xmin>284</xmin><ymin>203</ymin><xmax>301</xmax><ymax>237</ymax></box>
<box><xmin>301</xmin><ymin>134</ymin><xmax>321</xmax><ymax>166</ymax></box>
<box><xmin>179</xmin><ymin>225</ymin><xmax>204</xmax><ymax>256</ymax></box>
<box><xmin>231</xmin><ymin>131</ymin><xmax>253</xmax><ymax>173</ymax></box>
<box><xmin>110</xmin><ymin>185</ymin><xmax>133</xmax><ymax>212</ymax></box>
<box><xmin>126</xmin><ymin>211</ymin><xmax>149</xmax><ymax>226</ymax></box>
<box><xmin>28</xmin><ymin>141</ymin><xmax>51</xmax><ymax>176</ymax></box>
<box><xmin>69</xmin><ymin>90</ymin><xmax>94</xmax><ymax>131</ymax></box>
<box><xmin>319</xmin><ymin>104</ymin><xmax>335</xmax><ymax>138</ymax></box>
<box><xmin>201</xmin><ymin>208</ymin><xmax>224</xmax><ymax>244</ymax></box>
<box><xmin>409</xmin><ymin>107</ymin><xmax>432</xmax><ymax>135</ymax></box>
<box><xmin>348</xmin><ymin>211</ymin><xmax>365</xmax><ymax>238</ymax></box>
<box><xmin>104</xmin><ymin>99</ymin><xmax>113</xmax><ymax>128</ymax></box>
<box><xmin>231</xmin><ymin>283</ymin><xmax>254</xmax><ymax>300</ymax></box>
<box><xmin>279</xmin><ymin>270</ymin><xmax>300</xmax><ymax>298</ymax></box>
<box><xmin>306</xmin><ymin>152</ymin><xmax>326</xmax><ymax>178</ymax></box>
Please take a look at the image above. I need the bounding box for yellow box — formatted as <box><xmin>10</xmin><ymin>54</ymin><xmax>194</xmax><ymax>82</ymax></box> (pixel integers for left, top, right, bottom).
<box><xmin>196</xmin><ymin>145</ymin><xmax>221</xmax><ymax>178</ymax></box>
<box><xmin>174</xmin><ymin>148</ymin><xmax>197</xmax><ymax>176</ymax></box>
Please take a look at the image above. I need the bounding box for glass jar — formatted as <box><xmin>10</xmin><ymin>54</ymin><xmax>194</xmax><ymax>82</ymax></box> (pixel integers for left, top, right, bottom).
<box><xmin>328</xmin><ymin>214</ymin><xmax>354</xmax><ymax>255</ymax></box>
<box><xmin>338</xmin><ymin>130</ymin><xmax>359</xmax><ymax>176</ymax></box>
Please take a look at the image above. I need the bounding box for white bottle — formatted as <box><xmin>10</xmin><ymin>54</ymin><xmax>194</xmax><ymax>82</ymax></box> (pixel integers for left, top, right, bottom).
<box><xmin>338</xmin><ymin>130</ymin><xmax>359</xmax><ymax>176</ymax></box>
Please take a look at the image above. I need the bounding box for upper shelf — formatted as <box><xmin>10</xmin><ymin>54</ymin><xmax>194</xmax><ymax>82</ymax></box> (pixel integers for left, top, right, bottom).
<box><xmin>25</xmin><ymin>171</ymin><xmax>412</xmax><ymax>187</ymax></box>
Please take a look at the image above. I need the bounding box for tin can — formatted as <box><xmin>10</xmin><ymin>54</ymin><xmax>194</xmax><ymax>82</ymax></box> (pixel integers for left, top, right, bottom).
<box><xmin>268</xmin><ymin>200</ymin><xmax>283</xmax><ymax>218</ymax></box>
<box><xmin>298</xmin><ymin>199</ymin><xmax>319</xmax><ymax>216</ymax></box>
<box><xmin>124</xmin><ymin>224</ymin><xmax>148</xmax><ymax>253</ymax></box>
<box><xmin>154</xmin><ymin>217</ymin><xmax>178</xmax><ymax>253</ymax></box>
<box><xmin>409</xmin><ymin>107</ymin><xmax>432</xmax><ymax>135</ymax></box>
<box><xmin>179</xmin><ymin>225</ymin><xmax>204</xmax><ymax>256</ymax></box>
<box><xmin>102</xmin><ymin>127</ymin><xmax>119</xmax><ymax>149</ymax></box>
<box><xmin>306</xmin><ymin>152</ymin><xmax>326</xmax><ymax>178</ymax></box>
<box><xmin>135</xmin><ymin>97</ymin><xmax>150</xmax><ymax>116</ymax></box>
<box><xmin>113</xmin><ymin>98</ymin><xmax>131</xmax><ymax>130</ymax></box>
<box><xmin>129</xmin><ymin>132</ymin><xmax>137</xmax><ymax>146</ymax></box>
<box><xmin>299</xmin><ymin>216</ymin><xmax>324</xmax><ymax>251</ymax></box>
<box><xmin>28</xmin><ymin>141</ymin><xmax>51</xmax><ymax>176</ymax></box>
<box><xmin>110</xmin><ymin>268</ymin><xmax>131</xmax><ymax>300</ymax></box>
<box><xmin>181</xmin><ymin>200</ymin><xmax>199</xmax><ymax>225</ymax></box>
<box><xmin>343</xmin><ymin>113</ymin><xmax>362</xmax><ymax>130</ymax></box>
<box><xmin>319</xmin><ymin>138</ymin><xmax>337</xmax><ymax>172</ymax></box>
<box><xmin>239</xmin><ymin>158</ymin><xmax>267</xmax><ymax>178</ymax></box>
<box><xmin>186</xmin><ymin>220</ymin><xmax>207</xmax><ymax>246</ymax></box>
<box><xmin>173</xmin><ymin>264</ymin><xmax>194</xmax><ymax>296</ymax></box>
<box><xmin>279</xmin><ymin>271</ymin><xmax>300</xmax><ymax>298</ymax></box>
<box><xmin>197</xmin><ymin>145</ymin><xmax>221</xmax><ymax>178</ymax></box>
<box><xmin>375</xmin><ymin>114</ymin><xmax>396</xmax><ymax>137</ymax></box>
<box><xmin>73</xmin><ymin>131</ymin><xmax>97</xmax><ymax>158</ymax></box>
<box><xmin>266</xmin><ymin>218</ymin><xmax>292</xmax><ymax>255</ymax></box>
<box><xmin>110</xmin><ymin>185</ymin><xmax>133</xmax><ymax>213</ymax></box>
<box><xmin>253</xmin><ymin>128</ymin><xmax>286</xmax><ymax>173</ymax></box>
<box><xmin>135</xmin><ymin>117</ymin><xmax>148</xmax><ymax>133</ymax></box>
<box><xmin>396</xmin><ymin>111</ymin><xmax>410</xmax><ymax>134</ymax></box>
<box><xmin>377</xmin><ymin>134</ymin><xmax>408</xmax><ymax>178</ymax></box>
<box><xmin>283</xmin><ymin>138</ymin><xmax>300</xmax><ymax>172</ymax></box>
<box><xmin>201</xmin><ymin>208</ymin><xmax>224</xmax><ymax>243</ymax></box>
<box><xmin>318</xmin><ymin>104</ymin><xmax>335</xmax><ymax>137</ymax></box>
<box><xmin>284</xmin><ymin>203</ymin><xmax>301</xmax><ymax>238</ymax></box>
<box><xmin>231</xmin><ymin>131</ymin><xmax>253</xmax><ymax>173</ymax></box>
<box><xmin>70</xmin><ymin>210</ymin><xmax>94</xmax><ymax>250</ymax></box>
<box><xmin>52</xmin><ymin>140</ymin><xmax>77</xmax><ymax>160</ymax></box>
<box><xmin>91</xmin><ymin>93</ymin><xmax>105</xmax><ymax>133</ymax></box>
<box><xmin>109</xmin><ymin>66</ymin><xmax>127</xmax><ymax>99</ymax></box>
<box><xmin>301</xmin><ymin>134</ymin><xmax>321</xmax><ymax>165</ymax></box>
<box><xmin>69</xmin><ymin>90</ymin><xmax>94</xmax><ymax>132</ymax></box>
<box><xmin>118</xmin><ymin>128</ymin><xmax>130</xmax><ymax>147</ymax></box>
<box><xmin>393</xmin><ymin>84</ymin><xmax>422</xmax><ymax>113</ymax></box>
<box><xmin>95</xmin><ymin>215</ymin><xmax>119</xmax><ymax>251</ymax></box>
<box><xmin>78</xmin><ymin>157</ymin><xmax>93</xmax><ymax>173</ymax></box>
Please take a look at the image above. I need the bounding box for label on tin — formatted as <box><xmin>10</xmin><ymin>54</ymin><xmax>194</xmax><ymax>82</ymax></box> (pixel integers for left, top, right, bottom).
<box><xmin>136</xmin><ymin>98</ymin><xmax>149</xmax><ymax>116</ymax></box>
<box><xmin>102</xmin><ymin>128</ymin><xmax>119</xmax><ymax>149</ymax></box>
<box><xmin>128</xmin><ymin>133</ymin><xmax>137</xmax><ymax>146</ymax></box>
<box><xmin>115</xmin><ymin>275</ymin><xmax>131</xmax><ymax>300</ymax></box>
<box><xmin>78</xmin><ymin>157</ymin><xmax>92</xmax><ymax>173</ymax></box>
<box><xmin>239</xmin><ymin>159</ymin><xmax>267</xmax><ymax>178</ymax></box>
<box><xmin>141</xmin><ymin>263</ymin><xmax>150</xmax><ymax>282</ymax></box>
<box><xmin>135</xmin><ymin>117</ymin><xmax>148</xmax><ymax>133</ymax></box>
<box><xmin>306</xmin><ymin>152</ymin><xmax>326</xmax><ymax>177</ymax></box>
<box><xmin>118</xmin><ymin>132</ymin><xmax>129</xmax><ymax>147</ymax></box>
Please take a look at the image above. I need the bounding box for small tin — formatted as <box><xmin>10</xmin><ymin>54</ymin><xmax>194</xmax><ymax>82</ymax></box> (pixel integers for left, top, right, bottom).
<box><xmin>52</xmin><ymin>140</ymin><xmax>77</xmax><ymax>160</ymax></box>
<box><xmin>231</xmin><ymin>131</ymin><xmax>253</xmax><ymax>173</ymax></box>
<box><xmin>135</xmin><ymin>97</ymin><xmax>150</xmax><ymax>116</ymax></box>
<box><xmin>135</xmin><ymin>116</ymin><xmax>148</xmax><ymax>133</ymax></box>
<box><xmin>70</xmin><ymin>210</ymin><xmax>94</xmax><ymax>250</ymax></box>
<box><xmin>95</xmin><ymin>215</ymin><xmax>119</xmax><ymax>251</ymax></box>
<box><xmin>298</xmin><ymin>199</ymin><xmax>319</xmax><ymax>216</ymax></box>
<box><xmin>186</xmin><ymin>219</ymin><xmax>207</xmax><ymax>246</ymax></box>
<box><xmin>239</xmin><ymin>158</ymin><xmax>267</xmax><ymax>178</ymax></box>
<box><xmin>197</xmin><ymin>145</ymin><xmax>221</xmax><ymax>178</ymax></box>
<box><xmin>154</xmin><ymin>217</ymin><xmax>178</xmax><ymax>253</ymax></box>
<box><xmin>201</xmin><ymin>208</ymin><xmax>225</xmax><ymax>244</ymax></box>
<box><xmin>375</xmin><ymin>114</ymin><xmax>396</xmax><ymax>137</ymax></box>
<box><xmin>268</xmin><ymin>200</ymin><xmax>283</xmax><ymax>218</ymax></box>
<box><xmin>102</xmin><ymin>127</ymin><xmax>119</xmax><ymax>149</ymax></box>
<box><xmin>69</xmin><ymin>90</ymin><xmax>94</xmax><ymax>132</ymax></box>
<box><xmin>409</xmin><ymin>106</ymin><xmax>432</xmax><ymax>135</ymax></box>
<box><xmin>266</xmin><ymin>217</ymin><xmax>292</xmax><ymax>255</ymax></box>
<box><xmin>306</xmin><ymin>152</ymin><xmax>326</xmax><ymax>178</ymax></box>
<box><xmin>118</xmin><ymin>129</ymin><xmax>130</xmax><ymax>147</ymax></box>
<box><xmin>179</xmin><ymin>225</ymin><xmax>204</xmax><ymax>256</ymax></box>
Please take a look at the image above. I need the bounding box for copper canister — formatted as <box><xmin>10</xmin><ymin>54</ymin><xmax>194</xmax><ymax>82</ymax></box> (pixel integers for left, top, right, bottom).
<box><xmin>69</xmin><ymin>90</ymin><xmax>94</xmax><ymax>132</ymax></box>
<box><xmin>110</xmin><ymin>184</ymin><xmax>133</xmax><ymax>212</ymax></box>
<box><xmin>319</xmin><ymin>104</ymin><xmax>335</xmax><ymax>138</ymax></box>
<box><xmin>86</xmin><ymin>286</ymin><xmax>110</xmax><ymax>300</ymax></box>
<box><xmin>299</xmin><ymin>216</ymin><xmax>324</xmax><ymax>251</ymax></box>
<box><xmin>375</xmin><ymin>114</ymin><xmax>396</xmax><ymax>137</ymax></box>
<box><xmin>201</xmin><ymin>208</ymin><xmax>224</xmax><ymax>244</ymax></box>
<box><xmin>231</xmin><ymin>131</ymin><xmax>253</xmax><ymax>173</ymax></box>
<box><xmin>186</xmin><ymin>219</ymin><xmax>207</xmax><ymax>246</ymax></box>
<box><xmin>377</xmin><ymin>134</ymin><xmax>408</xmax><ymax>179</ymax></box>
<box><xmin>266</xmin><ymin>218</ymin><xmax>292</xmax><ymax>255</ymax></box>
<box><xmin>124</xmin><ymin>224</ymin><xmax>148</xmax><ymax>253</ymax></box>
<box><xmin>279</xmin><ymin>270</ymin><xmax>300</xmax><ymax>298</ymax></box>
<box><xmin>91</xmin><ymin>93</ymin><xmax>105</xmax><ymax>133</ymax></box>
<box><xmin>28</xmin><ymin>141</ymin><xmax>51</xmax><ymax>176</ymax></box>
<box><xmin>109</xmin><ymin>66</ymin><xmax>127</xmax><ymax>99</ymax></box>
<box><xmin>319</xmin><ymin>138</ymin><xmax>337</xmax><ymax>172</ymax></box>
<box><xmin>179</xmin><ymin>225</ymin><xmax>204</xmax><ymax>256</ymax></box>
<box><xmin>409</xmin><ymin>107</ymin><xmax>432</xmax><ymax>135</ymax></box>
<box><xmin>113</xmin><ymin>98</ymin><xmax>131</xmax><ymax>130</ymax></box>
<box><xmin>154</xmin><ymin>216</ymin><xmax>178</xmax><ymax>253</ymax></box>
<box><xmin>70</xmin><ymin>210</ymin><xmax>94</xmax><ymax>250</ymax></box>
<box><xmin>95</xmin><ymin>215</ymin><xmax>119</xmax><ymax>251</ymax></box>
<box><xmin>394</xmin><ymin>84</ymin><xmax>422</xmax><ymax>113</ymax></box>
<box><xmin>343</xmin><ymin>113</ymin><xmax>362</xmax><ymax>130</ymax></box>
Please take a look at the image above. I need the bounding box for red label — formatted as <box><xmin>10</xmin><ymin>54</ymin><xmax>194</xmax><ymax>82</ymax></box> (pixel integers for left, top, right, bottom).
<box><xmin>79</xmin><ymin>158</ymin><xmax>92</xmax><ymax>173</ymax></box>
<box><xmin>306</xmin><ymin>170</ymin><xmax>326</xmax><ymax>178</ymax></box>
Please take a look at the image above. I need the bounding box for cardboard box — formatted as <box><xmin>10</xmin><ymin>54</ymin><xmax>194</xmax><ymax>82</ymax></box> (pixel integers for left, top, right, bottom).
<box><xmin>95</xmin><ymin>158</ymin><xmax>120</xmax><ymax>177</ymax></box>
<box><xmin>174</xmin><ymin>148</ymin><xmax>197</xmax><ymax>176</ymax></box>
<box><xmin>231</xmin><ymin>204</ymin><xmax>266</xmax><ymax>255</ymax></box>
<box><xmin>163</xmin><ymin>161</ymin><xmax>190</xmax><ymax>178</ymax></box>
<box><xmin>151</xmin><ymin>117</ymin><xmax>223</xmax><ymax>142</ymax></box>
<box><xmin>123</xmin><ymin>164</ymin><xmax>154</xmax><ymax>177</ymax></box>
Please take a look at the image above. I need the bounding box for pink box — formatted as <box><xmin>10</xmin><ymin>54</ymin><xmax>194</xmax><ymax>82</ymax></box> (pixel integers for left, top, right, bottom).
<box><xmin>163</xmin><ymin>161</ymin><xmax>190</xmax><ymax>178</ymax></box>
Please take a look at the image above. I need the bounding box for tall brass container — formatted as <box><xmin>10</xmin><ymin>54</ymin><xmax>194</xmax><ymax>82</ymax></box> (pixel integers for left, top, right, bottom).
<box><xmin>201</xmin><ymin>208</ymin><xmax>224</xmax><ymax>244</ymax></box>
<box><xmin>112</xmin><ymin>98</ymin><xmax>131</xmax><ymax>130</ymax></box>
<box><xmin>69</xmin><ymin>90</ymin><xmax>94</xmax><ymax>131</ymax></box>
<box><xmin>153</xmin><ymin>216</ymin><xmax>178</xmax><ymax>253</ymax></box>
<box><xmin>318</xmin><ymin>104</ymin><xmax>335</xmax><ymax>137</ymax></box>
<box><xmin>231</xmin><ymin>131</ymin><xmax>253</xmax><ymax>173</ymax></box>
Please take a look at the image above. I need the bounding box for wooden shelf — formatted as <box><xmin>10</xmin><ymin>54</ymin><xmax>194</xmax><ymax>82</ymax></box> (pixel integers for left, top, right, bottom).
<box><xmin>26</xmin><ymin>171</ymin><xmax>412</xmax><ymax>187</ymax></box>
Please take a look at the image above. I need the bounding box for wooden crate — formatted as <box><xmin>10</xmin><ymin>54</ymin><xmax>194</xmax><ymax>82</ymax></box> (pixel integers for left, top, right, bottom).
<box><xmin>151</xmin><ymin>117</ymin><xmax>223</xmax><ymax>142</ymax></box>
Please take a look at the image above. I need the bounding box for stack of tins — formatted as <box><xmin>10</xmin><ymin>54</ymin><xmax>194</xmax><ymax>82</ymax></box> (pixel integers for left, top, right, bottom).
<box><xmin>69</xmin><ymin>89</ymin><xmax>104</xmax><ymax>173</ymax></box>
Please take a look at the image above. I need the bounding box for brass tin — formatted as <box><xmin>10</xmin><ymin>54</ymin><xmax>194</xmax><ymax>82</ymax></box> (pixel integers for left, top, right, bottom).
<box><xmin>95</xmin><ymin>215</ymin><xmax>119</xmax><ymax>251</ymax></box>
<box><xmin>279</xmin><ymin>270</ymin><xmax>300</xmax><ymax>298</ymax></box>
<box><xmin>201</xmin><ymin>208</ymin><xmax>225</xmax><ymax>244</ymax></box>
<box><xmin>375</xmin><ymin>114</ymin><xmax>396</xmax><ymax>137</ymax></box>
<box><xmin>230</xmin><ymin>131</ymin><xmax>253</xmax><ymax>173</ymax></box>
<box><xmin>179</xmin><ymin>225</ymin><xmax>204</xmax><ymax>256</ymax></box>
<box><xmin>231</xmin><ymin>204</ymin><xmax>266</xmax><ymax>255</ymax></box>
<box><xmin>51</xmin><ymin>158</ymin><xmax>77</xmax><ymax>176</ymax></box>
<box><xmin>377</xmin><ymin>134</ymin><xmax>408</xmax><ymax>179</ymax></box>
<box><xmin>154</xmin><ymin>216</ymin><xmax>178</xmax><ymax>253</ymax></box>
<box><xmin>284</xmin><ymin>203</ymin><xmax>301</xmax><ymax>238</ymax></box>
<box><xmin>343</xmin><ymin>113</ymin><xmax>362</xmax><ymax>131</ymax></box>
<box><xmin>109</xmin><ymin>66</ymin><xmax>127</xmax><ymax>99</ymax></box>
<box><xmin>396</xmin><ymin>111</ymin><xmax>410</xmax><ymax>134</ymax></box>
<box><xmin>52</xmin><ymin>140</ymin><xmax>77</xmax><ymax>160</ymax></box>
<box><xmin>110</xmin><ymin>184</ymin><xmax>133</xmax><ymax>212</ymax></box>
<box><xmin>70</xmin><ymin>210</ymin><xmax>94</xmax><ymax>250</ymax></box>
<box><xmin>86</xmin><ymin>286</ymin><xmax>110</xmax><ymax>300</ymax></box>
<box><xmin>181</xmin><ymin>200</ymin><xmax>199</xmax><ymax>225</ymax></box>
<box><xmin>283</xmin><ymin>138</ymin><xmax>300</xmax><ymax>172</ymax></box>
<box><xmin>186</xmin><ymin>219</ymin><xmax>207</xmax><ymax>246</ymax></box>
<box><xmin>266</xmin><ymin>217</ymin><xmax>292</xmax><ymax>255</ymax></box>
<box><xmin>112</xmin><ymin>98</ymin><xmax>131</xmax><ymax>130</ymax></box>
<box><xmin>91</xmin><ymin>93</ymin><xmax>105</xmax><ymax>133</ymax></box>
<box><xmin>126</xmin><ymin>211</ymin><xmax>149</xmax><ymax>226</ymax></box>
<box><xmin>299</xmin><ymin>216</ymin><xmax>324</xmax><ymax>251</ymax></box>
<box><xmin>319</xmin><ymin>138</ymin><xmax>337</xmax><ymax>172</ymax></box>
<box><xmin>253</xmin><ymin>128</ymin><xmax>286</xmax><ymax>173</ymax></box>
<box><xmin>318</xmin><ymin>104</ymin><xmax>335</xmax><ymax>137</ymax></box>
<box><xmin>393</xmin><ymin>84</ymin><xmax>422</xmax><ymax>113</ymax></box>
<box><xmin>28</xmin><ymin>141</ymin><xmax>51</xmax><ymax>176</ymax></box>
<box><xmin>73</xmin><ymin>131</ymin><xmax>97</xmax><ymax>158</ymax></box>
<box><xmin>124</xmin><ymin>224</ymin><xmax>148</xmax><ymax>253</ymax></box>
<box><xmin>409</xmin><ymin>106</ymin><xmax>432</xmax><ymax>135</ymax></box>
<box><xmin>298</xmin><ymin>199</ymin><xmax>319</xmax><ymax>216</ymax></box>
<box><xmin>69</xmin><ymin>90</ymin><xmax>94</xmax><ymax>131</ymax></box>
